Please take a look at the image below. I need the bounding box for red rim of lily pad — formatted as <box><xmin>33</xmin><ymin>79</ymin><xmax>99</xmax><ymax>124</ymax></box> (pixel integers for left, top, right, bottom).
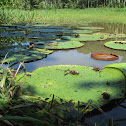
<box><xmin>91</xmin><ymin>53</ymin><xmax>119</xmax><ymax>61</ymax></box>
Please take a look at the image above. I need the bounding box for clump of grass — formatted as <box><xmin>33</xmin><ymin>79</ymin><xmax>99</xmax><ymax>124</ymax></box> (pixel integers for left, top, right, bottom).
<box><xmin>1</xmin><ymin>8</ymin><xmax>126</xmax><ymax>25</ymax></box>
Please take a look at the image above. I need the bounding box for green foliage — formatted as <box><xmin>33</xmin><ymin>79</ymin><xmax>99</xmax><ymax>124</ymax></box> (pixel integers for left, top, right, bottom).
<box><xmin>0</xmin><ymin>0</ymin><xmax>126</xmax><ymax>10</ymax></box>
<box><xmin>104</xmin><ymin>41</ymin><xmax>126</xmax><ymax>51</ymax></box>
<box><xmin>16</xmin><ymin>65</ymin><xmax>126</xmax><ymax>112</ymax></box>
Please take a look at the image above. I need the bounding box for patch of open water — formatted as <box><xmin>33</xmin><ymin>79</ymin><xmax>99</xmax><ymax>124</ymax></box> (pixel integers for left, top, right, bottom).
<box><xmin>1</xmin><ymin>22</ymin><xmax>126</xmax><ymax>125</ymax></box>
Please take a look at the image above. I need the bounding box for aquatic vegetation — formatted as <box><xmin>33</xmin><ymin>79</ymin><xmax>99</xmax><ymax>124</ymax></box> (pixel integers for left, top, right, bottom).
<box><xmin>31</xmin><ymin>28</ymin><xmax>65</xmax><ymax>33</ymax></box>
<box><xmin>91</xmin><ymin>53</ymin><xmax>119</xmax><ymax>61</ymax></box>
<box><xmin>62</xmin><ymin>34</ymin><xmax>106</xmax><ymax>41</ymax></box>
<box><xmin>34</xmin><ymin>39</ymin><xmax>84</xmax><ymax>50</ymax></box>
<box><xmin>0</xmin><ymin>32</ymin><xmax>25</xmax><ymax>37</ymax></box>
<box><xmin>104</xmin><ymin>41</ymin><xmax>126</xmax><ymax>50</ymax></box>
<box><xmin>93</xmin><ymin>32</ymin><xmax>126</xmax><ymax>39</ymax></box>
<box><xmin>16</xmin><ymin>65</ymin><xmax>126</xmax><ymax>112</ymax></box>
<box><xmin>104</xmin><ymin>63</ymin><xmax>126</xmax><ymax>76</ymax></box>
<box><xmin>63</xmin><ymin>30</ymin><xmax>93</xmax><ymax>34</ymax></box>
<box><xmin>78</xmin><ymin>27</ymin><xmax>104</xmax><ymax>30</ymax></box>
<box><xmin>28</xmin><ymin>33</ymin><xmax>59</xmax><ymax>40</ymax></box>
<box><xmin>0</xmin><ymin>46</ymin><xmax>53</xmax><ymax>64</ymax></box>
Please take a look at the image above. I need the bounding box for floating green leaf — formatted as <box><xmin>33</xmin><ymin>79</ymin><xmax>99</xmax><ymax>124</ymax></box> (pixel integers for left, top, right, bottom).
<box><xmin>93</xmin><ymin>33</ymin><xmax>126</xmax><ymax>39</ymax></box>
<box><xmin>16</xmin><ymin>65</ymin><xmax>126</xmax><ymax>112</ymax></box>
<box><xmin>104</xmin><ymin>41</ymin><xmax>126</xmax><ymax>50</ymax></box>
<box><xmin>0</xmin><ymin>32</ymin><xmax>25</xmax><ymax>37</ymax></box>
<box><xmin>0</xmin><ymin>46</ymin><xmax>53</xmax><ymax>64</ymax></box>
<box><xmin>31</xmin><ymin>28</ymin><xmax>64</xmax><ymax>33</ymax></box>
<box><xmin>104</xmin><ymin>63</ymin><xmax>126</xmax><ymax>76</ymax></box>
<box><xmin>78</xmin><ymin>27</ymin><xmax>104</xmax><ymax>30</ymax></box>
<box><xmin>62</xmin><ymin>34</ymin><xmax>105</xmax><ymax>41</ymax></box>
<box><xmin>34</xmin><ymin>40</ymin><xmax>84</xmax><ymax>50</ymax></box>
<box><xmin>63</xmin><ymin>30</ymin><xmax>93</xmax><ymax>34</ymax></box>
<box><xmin>28</xmin><ymin>33</ymin><xmax>59</xmax><ymax>40</ymax></box>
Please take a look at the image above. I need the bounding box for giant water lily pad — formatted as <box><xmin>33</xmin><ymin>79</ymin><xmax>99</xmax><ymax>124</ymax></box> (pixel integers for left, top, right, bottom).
<box><xmin>0</xmin><ymin>46</ymin><xmax>53</xmax><ymax>64</ymax></box>
<box><xmin>104</xmin><ymin>41</ymin><xmax>126</xmax><ymax>50</ymax></box>
<box><xmin>16</xmin><ymin>65</ymin><xmax>126</xmax><ymax>112</ymax></box>
<box><xmin>28</xmin><ymin>33</ymin><xmax>59</xmax><ymax>40</ymax></box>
<box><xmin>104</xmin><ymin>63</ymin><xmax>126</xmax><ymax>76</ymax></box>
<box><xmin>63</xmin><ymin>30</ymin><xmax>93</xmax><ymax>34</ymax></box>
<box><xmin>0</xmin><ymin>32</ymin><xmax>25</xmax><ymax>37</ymax></box>
<box><xmin>62</xmin><ymin>34</ymin><xmax>106</xmax><ymax>42</ymax></box>
<box><xmin>78</xmin><ymin>27</ymin><xmax>104</xmax><ymax>30</ymax></box>
<box><xmin>93</xmin><ymin>33</ymin><xmax>126</xmax><ymax>39</ymax></box>
<box><xmin>31</xmin><ymin>28</ymin><xmax>64</xmax><ymax>33</ymax></box>
<box><xmin>34</xmin><ymin>40</ymin><xmax>84</xmax><ymax>50</ymax></box>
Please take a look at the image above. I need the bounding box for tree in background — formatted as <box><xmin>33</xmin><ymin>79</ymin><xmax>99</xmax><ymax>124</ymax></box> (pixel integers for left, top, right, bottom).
<box><xmin>0</xmin><ymin>0</ymin><xmax>126</xmax><ymax>9</ymax></box>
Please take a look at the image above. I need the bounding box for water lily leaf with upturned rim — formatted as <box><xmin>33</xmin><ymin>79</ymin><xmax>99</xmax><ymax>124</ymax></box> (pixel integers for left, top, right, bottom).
<box><xmin>104</xmin><ymin>41</ymin><xmax>126</xmax><ymax>50</ymax></box>
<box><xmin>28</xmin><ymin>33</ymin><xmax>59</xmax><ymax>40</ymax></box>
<box><xmin>0</xmin><ymin>32</ymin><xmax>25</xmax><ymax>37</ymax></box>
<box><xmin>91</xmin><ymin>53</ymin><xmax>119</xmax><ymax>61</ymax></box>
<box><xmin>78</xmin><ymin>27</ymin><xmax>104</xmax><ymax>30</ymax></box>
<box><xmin>63</xmin><ymin>30</ymin><xmax>93</xmax><ymax>34</ymax></box>
<box><xmin>34</xmin><ymin>40</ymin><xmax>84</xmax><ymax>50</ymax></box>
<box><xmin>0</xmin><ymin>46</ymin><xmax>53</xmax><ymax>64</ymax></box>
<box><xmin>62</xmin><ymin>34</ymin><xmax>106</xmax><ymax>42</ymax></box>
<box><xmin>31</xmin><ymin>28</ymin><xmax>64</xmax><ymax>33</ymax></box>
<box><xmin>15</xmin><ymin>65</ymin><xmax>126</xmax><ymax>112</ymax></box>
<box><xmin>93</xmin><ymin>33</ymin><xmax>126</xmax><ymax>39</ymax></box>
<box><xmin>103</xmin><ymin>63</ymin><xmax>126</xmax><ymax>76</ymax></box>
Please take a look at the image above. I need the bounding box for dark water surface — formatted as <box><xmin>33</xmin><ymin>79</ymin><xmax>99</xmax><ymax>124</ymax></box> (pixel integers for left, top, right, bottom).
<box><xmin>1</xmin><ymin>22</ymin><xmax>126</xmax><ymax>126</ymax></box>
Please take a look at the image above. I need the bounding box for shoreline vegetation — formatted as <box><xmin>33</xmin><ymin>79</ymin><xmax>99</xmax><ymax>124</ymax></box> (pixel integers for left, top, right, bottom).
<box><xmin>1</xmin><ymin>8</ymin><xmax>126</xmax><ymax>25</ymax></box>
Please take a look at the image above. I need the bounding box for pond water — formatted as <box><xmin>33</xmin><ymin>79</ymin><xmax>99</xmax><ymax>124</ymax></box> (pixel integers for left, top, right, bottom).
<box><xmin>0</xmin><ymin>22</ymin><xmax>126</xmax><ymax>125</ymax></box>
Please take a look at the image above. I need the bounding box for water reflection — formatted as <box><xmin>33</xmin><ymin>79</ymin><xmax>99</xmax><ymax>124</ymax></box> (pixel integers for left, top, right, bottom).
<box><xmin>22</xmin><ymin>49</ymin><xmax>123</xmax><ymax>72</ymax></box>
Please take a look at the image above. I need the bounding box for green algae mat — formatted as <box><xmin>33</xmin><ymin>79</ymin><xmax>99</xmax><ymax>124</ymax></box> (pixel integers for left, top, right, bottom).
<box><xmin>62</xmin><ymin>34</ymin><xmax>106</xmax><ymax>42</ymax></box>
<box><xmin>34</xmin><ymin>40</ymin><xmax>84</xmax><ymax>50</ymax></box>
<box><xmin>104</xmin><ymin>41</ymin><xmax>126</xmax><ymax>50</ymax></box>
<box><xmin>16</xmin><ymin>64</ymin><xmax>126</xmax><ymax>112</ymax></box>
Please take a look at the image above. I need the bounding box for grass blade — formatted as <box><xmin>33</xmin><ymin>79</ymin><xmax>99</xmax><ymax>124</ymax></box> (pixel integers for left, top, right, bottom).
<box><xmin>0</xmin><ymin>69</ymin><xmax>8</xmax><ymax>88</ymax></box>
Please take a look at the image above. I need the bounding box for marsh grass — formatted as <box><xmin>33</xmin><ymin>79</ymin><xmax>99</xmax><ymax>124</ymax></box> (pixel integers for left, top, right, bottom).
<box><xmin>1</xmin><ymin>8</ymin><xmax>126</xmax><ymax>25</ymax></box>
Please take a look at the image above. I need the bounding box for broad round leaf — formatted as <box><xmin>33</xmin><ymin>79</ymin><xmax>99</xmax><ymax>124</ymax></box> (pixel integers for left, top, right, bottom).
<box><xmin>0</xmin><ymin>46</ymin><xmax>53</xmax><ymax>64</ymax></box>
<box><xmin>104</xmin><ymin>41</ymin><xmax>126</xmax><ymax>50</ymax></box>
<box><xmin>78</xmin><ymin>27</ymin><xmax>104</xmax><ymax>30</ymax></box>
<box><xmin>62</xmin><ymin>34</ymin><xmax>106</xmax><ymax>41</ymax></box>
<box><xmin>16</xmin><ymin>65</ymin><xmax>126</xmax><ymax>112</ymax></box>
<box><xmin>34</xmin><ymin>40</ymin><xmax>84</xmax><ymax>50</ymax></box>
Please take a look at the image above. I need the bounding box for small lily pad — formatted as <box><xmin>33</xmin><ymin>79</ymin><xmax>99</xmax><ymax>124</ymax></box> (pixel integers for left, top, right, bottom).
<box><xmin>16</xmin><ymin>65</ymin><xmax>126</xmax><ymax>112</ymax></box>
<box><xmin>62</xmin><ymin>34</ymin><xmax>105</xmax><ymax>42</ymax></box>
<box><xmin>34</xmin><ymin>40</ymin><xmax>84</xmax><ymax>50</ymax></box>
<box><xmin>104</xmin><ymin>41</ymin><xmax>126</xmax><ymax>50</ymax></box>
